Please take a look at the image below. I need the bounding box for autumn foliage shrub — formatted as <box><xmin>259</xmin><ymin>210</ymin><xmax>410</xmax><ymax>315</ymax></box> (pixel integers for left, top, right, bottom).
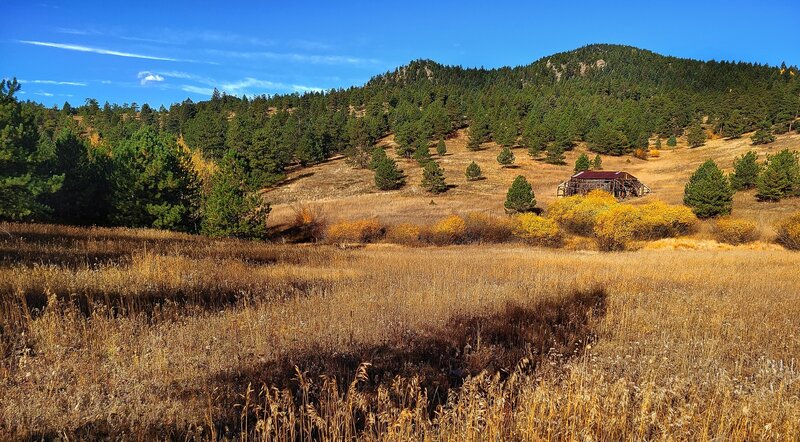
<box><xmin>512</xmin><ymin>213</ymin><xmax>563</xmax><ymax>247</ymax></box>
<box><xmin>776</xmin><ymin>212</ymin><xmax>800</xmax><ymax>250</ymax></box>
<box><xmin>594</xmin><ymin>201</ymin><xmax>697</xmax><ymax>251</ymax></box>
<box><xmin>385</xmin><ymin>223</ymin><xmax>422</xmax><ymax>245</ymax></box>
<box><xmin>715</xmin><ymin>218</ymin><xmax>760</xmax><ymax>245</ymax></box>
<box><xmin>425</xmin><ymin>215</ymin><xmax>467</xmax><ymax>245</ymax></box>
<box><xmin>547</xmin><ymin>190</ymin><xmax>618</xmax><ymax>235</ymax></box>
<box><xmin>463</xmin><ymin>212</ymin><xmax>515</xmax><ymax>243</ymax></box>
<box><xmin>325</xmin><ymin>218</ymin><xmax>384</xmax><ymax>243</ymax></box>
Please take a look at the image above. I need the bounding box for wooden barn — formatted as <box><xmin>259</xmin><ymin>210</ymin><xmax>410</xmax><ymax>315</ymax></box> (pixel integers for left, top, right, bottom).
<box><xmin>557</xmin><ymin>170</ymin><xmax>650</xmax><ymax>199</ymax></box>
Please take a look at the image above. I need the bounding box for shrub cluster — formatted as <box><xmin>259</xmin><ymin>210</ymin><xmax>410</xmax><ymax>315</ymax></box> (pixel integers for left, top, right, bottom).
<box><xmin>463</xmin><ymin>212</ymin><xmax>515</xmax><ymax>243</ymax></box>
<box><xmin>715</xmin><ymin>218</ymin><xmax>760</xmax><ymax>245</ymax></box>
<box><xmin>425</xmin><ymin>215</ymin><xmax>467</xmax><ymax>245</ymax></box>
<box><xmin>385</xmin><ymin>223</ymin><xmax>422</xmax><ymax>245</ymax></box>
<box><xmin>512</xmin><ymin>213</ymin><xmax>563</xmax><ymax>247</ymax></box>
<box><xmin>547</xmin><ymin>190</ymin><xmax>618</xmax><ymax>235</ymax></box>
<box><xmin>325</xmin><ymin>218</ymin><xmax>384</xmax><ymax>243</ymax></box>
<box><xmin>593</xmin><ymin>202</ymin><xmax>697</xmax><ymax>251</ymax></box>
<box><xmin>776</xmin><ymin>212</ymin><xmax>800</xmax><ymax>250</ymax></box>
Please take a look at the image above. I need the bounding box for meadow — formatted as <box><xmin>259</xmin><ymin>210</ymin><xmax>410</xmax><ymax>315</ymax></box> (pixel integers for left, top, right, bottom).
<box><xmin>2</xmin><ymin>222</ymin><xmax>799</xmax><ymax>440</ymax></box>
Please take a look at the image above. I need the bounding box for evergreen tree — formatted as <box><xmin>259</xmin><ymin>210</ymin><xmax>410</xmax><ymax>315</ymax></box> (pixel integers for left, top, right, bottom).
<box><xmin>436</xmin><ymin>136</ymin><xmax>447</xmax><ymax>156</ymax></box>
<box><xmin>587</xmin><ymin>123</ymin><xmax>630</xmax><ymax>155</ymax></box>
<box><xmin>497</xmin><ymin>146</ymin><xmax>515</xmax><ymax>167</ymax></box>
<box><xmin>504</xmin><ymin>175</ymin><xmax>536</xmax><ymax>213</ymax></box>
<box><xmin>465</xmin><ymin>161</ymin><xmax>482</xmax><ymax>181</ymax></box>
<box><xmin>592</xmin><ymin>154</ymin><xmax>603</xmax><ymax>170</ymax></box>
<box><xmin>523</xmin><ymin>121</ymin><xmax>549</xmax><ymax>157</ymax></box>
<box><xmin>667</xmin><ymin>134</ymin><xmax>677</xmax><ymax>147</ymax></box>
<box><xmin>41</xmin><ymin>127</ymin><xmax>111</xmax><ymax>225</ymax></box>
<box><xmin>0</xmin><ymin>79</ymin><xmax>63</xmax><ymax>220</ymax></box>
<box><xmin>110</xmin><ymin>127</ymin><xmax>200</xmax><ymax>231</ymax></box>
<box><xmin>421</xmin><ymin>161</ymin><xmax>447</xmax><ymax>193</ymax></box>
<box><xmin>202</xmin><ymin>150</ymin><xmax>270</xmax><ymax>239</ymax></box>
<box><xmin>544</xmin><ymin>144</ymin><xmax>566</xmax><ymax>165</ymax></box>
<box><xmin>750</xmin><ymin>121</ymin><xmax>776</xmax><ymax>145</ymax></box>
<box><xmin>683</xmin><ymin>159</ymin><xmax>734</xmax><ymax>217</ymax></box>
<box><xmin>574</xmin><ymin>153</ymin><xmax>591</xmax><ymax>172</ymax></box>
<box><xmin>721</xmin><ymin>110</ymin><xmax>746</xmax><ymax>139</ymax></box>
<box><xmin>374</xmin><ymin>156</ymin><xmax>404</xmax><ymax>190</ymax></box>
<box><xmin>369</xmin><ymin>147</ymin><xmax>388</xmax><ymax>170</ymax></box>
<box><xmin>655</xmin><ymin>137</ymin><xmax>662</xmax><ymax>149</ymax></box>
<box><xmin>413</xmin><ymin>139</ymin><xmax>431</xmax><ymax>165</ymax></box>
<box><xmin>756</xmin><ymin>149</ymin><xmax>800</xmax><ymax>201</ymax></box>
<box><xmin>730</xmin><ymin>151</ymin><xmax>760</xmax><ymax>191</ymax></box>
<box><xmin>686</xmin><ymin>122</ymin><xmax>707</xmax><ymax>148</ymax></box>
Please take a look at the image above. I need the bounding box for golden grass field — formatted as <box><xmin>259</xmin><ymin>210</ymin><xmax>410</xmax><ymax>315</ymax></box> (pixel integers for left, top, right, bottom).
<box><xmin>2</xmin><ymin>221</ymin><xmax>799</xmax><ymax>440</ymax></box>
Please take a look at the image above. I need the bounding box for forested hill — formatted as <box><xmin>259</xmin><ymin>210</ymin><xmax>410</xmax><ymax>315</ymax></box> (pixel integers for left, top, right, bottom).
<box><xmin>2</xmin><ymin>44</ymin><xmax>799</xmax><ymax>232</ymax></box>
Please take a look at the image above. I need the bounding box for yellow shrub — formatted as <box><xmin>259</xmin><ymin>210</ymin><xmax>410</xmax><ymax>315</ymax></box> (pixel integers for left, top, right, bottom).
<box><xmin>326</xmin><ymin>218</ymin><xmax>384</xmax><ymax>243</ymax></box>
<box><xmin>427</xmin><ymin>215</ymin><xmax>467</xmax><ymax>245</ymax></box>
<box><xmin>715</xmin><ymin>218</ymin><xmax>759</xmax><ymax>245</ymax></box>
<box><xmin>512</xmin><ymin>213</ymin><xmax>563</xmax><ymax>247</ymax></box>
<box><xmin>594</xmin><ymin>204</ymin><xmax>642</xmax><ymax>251</ymax></box>
<box><xmin>548</xmin><ymin>190</ymin><xmax>618</xmax><ymax>235</ymax></box>
<box><xmin>386</xmin><ymin>223</ymin><xmax>422</xmax><ymax>245</ymax></box>
<box><xmin>776</xmin><ymin>212</ymin><xmax>800</xmax><ymax>250</ymax></box>
<box><xmin>650</xmin><ymin>149</ymin><xmax>661</xmax><ymax>158</ymax></box>
<box><xmin>594</xmin><ymin>201</ymin><xmax>697</xmax><ymax>250</ymax></box>
<box><xmin>637</xmin><ymin>201</ymin><xmax>698</xmax><ymax>239</ymax></box>
<box><xmin>463</xmin><ymin>212</ymin><xmax>514</xmax><ymax>243</ymax></box>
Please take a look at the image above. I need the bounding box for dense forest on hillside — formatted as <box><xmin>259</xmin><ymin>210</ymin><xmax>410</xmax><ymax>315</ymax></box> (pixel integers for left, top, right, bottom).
<box><xmin>3</xmin><ymin>44</ymin><xmax>800</xmax><ymax>234</ymax></box>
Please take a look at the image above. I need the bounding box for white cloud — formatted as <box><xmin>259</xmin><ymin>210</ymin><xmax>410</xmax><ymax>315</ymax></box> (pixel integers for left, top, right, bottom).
<box><xmin>34</xmin><ymin>92</ymin><xmax>54</xmax><ymax>97</ymax></box>
<box><xmin>181</xmin><ymin>85</ymin><xmax>214</xmax><ymax>95</ymax></box>
<box><xmin>206</xmin><ymin>49</ymin><xmax>379</xmax><ymax>65</ymax></box>
<box><xmin>138</xmin><ymin>71</ymin><xmax>165</xmax><ymax>85</ymax></box>
<box><xmin>18</xmin><ymin>40</ymin><xmax>206</xmax><ymax>63</ymax></box>
<box><xmin>20</xmin><ymin>79</ymin><xmax>87</xmax><ymax>86</ymax></box>
<box><xmin>292</xmin><ymin>84</ymin><xmax>324</xmax><ymax>93</ymax></box>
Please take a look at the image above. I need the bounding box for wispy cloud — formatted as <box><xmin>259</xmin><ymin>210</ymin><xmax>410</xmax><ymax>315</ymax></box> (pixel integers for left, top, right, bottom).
<box><xmin>34</xmin><ymin>92</ymin><xmax>54</xmax><ymax>97</ymax></box>
<box><xmin>181</xmin><ymin>85</ymin><xmax>214</xmax><ymax>95</ymax></box>
<box><xmin>206</xmin><ymin>49</ymin><xmax>379</xmax><ymax>65</ymax></box>
<box><xmin>138</xmin><ymin>71</ymin><xmax>165</xmax><ymax>85</ymax></box>
<box><xmin>18</xmin><ymin>40</ymin><xmax>209</xmax><ymax>63</ymax></box>
<box><xmin>20</xmin><ymin>79</ymin><xmax>87</xmax><ymax>86</ymax></box>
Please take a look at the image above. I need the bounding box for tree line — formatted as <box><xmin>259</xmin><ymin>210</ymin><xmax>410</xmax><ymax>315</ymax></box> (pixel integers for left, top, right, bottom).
<box><xmin>2</xmin><ymin>44</ymin><xmax>799</xmax><ymax>237</ymax></box>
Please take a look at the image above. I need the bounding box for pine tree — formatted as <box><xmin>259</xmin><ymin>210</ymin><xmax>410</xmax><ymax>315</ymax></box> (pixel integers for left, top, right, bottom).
<box><xmin>687</xmin><ymin>122</ymin><xmax>707</xmax><ymax>148</ymax></box>
<box><xmin>413</xmin><ymin>139</ymin><xmax>431</xmax><ymax>165</ymax></box>
<box><xmin>497</xmin><ymin>146</ymin><xmax>515</xmax><ymax>167</ymax></box>
<box><xmin>110</xmin><ymin>127</ymin><xmax>201</xmax><ymax>231</ymax></box>
<box><xmin>655</xmin><ymin>137</ymin><xmax>662</xmax><ymax>149</ymax></box>
<box><xmin>751</xmin><ymin>121</ymin><xmax>776</xmax><ymax>145</ymax></box>
<box><xmin>504</xmin><ymin>175</ymin><xmax>536</xmax><ymax>213</ymax></box>
<box><xmin>574</xmin><ymin>153</ymin><xmax>591</xmax><ymax>172</ymax></box>
<box><xmin>374</xmin><ymin>156</ymin><xmax>404</xmax><ymax>190</ymax></box>
<box><xmin>0</xmin><ymin>79</ymin><xmax>63</xmax><ymax>220</ymax></box>
<box><xmin>592</xmin><ymin>154</ymin><xmax>603</xmax><ymax>170</ymax></box>
<box><xmin>42</xmin><ymin>127</ymin><xmax>111</xmax><ymax>225</ymax></box>
<box><xmin>202</xmin><ymin>150</ymin><xmax>270</xmax><ymax>239</ymax></box>
<box><xmin>683</xmin><ymin>159</ymin><xmax>734</xmax><ymax>217</ymax></box>
<box><xmin>465</xmin><ymin>161</ymin><xmax>482</xmax><ymax>181</ymax></box>
<box><xmin>436</xmin><ymin>136</ymin><xmax>447</xmax><ymax>156</ymax></box>
<box><xmin>369</xmin><ymin>147</ymin><xmax>388</xmax><ymax>170</ymax></box>
<box><xmin>730</xmin><ymin>151</ymin><xmax>760</xmax><ymax>191</ymax></box>
<box><xmin>756</xmin><ymin>149</ymin><xmax>800</xmax><ymax>201</ymax></box>
<box><xmin>421</xmin><ymin>161</ymin><xmax>447</xmax><ymax>193</ymax></box>
<box><xmin>721</xmin><ymin>110</ymin><xmax>746</xmax><ymax>139</ymax></box>
<box><xmin>587</xmin><ymin>123</ymin><xmax>630</xmax><ymax>155</ymax></box>
<box><xmin>544</xmin><ymin>144</ymin><xmax>566</xmax><ymax>165</ymax></box>
<box><xmin>667</xmin><ymin>134</ymin><xmax>677</xmax><ymax>147</ymax></box>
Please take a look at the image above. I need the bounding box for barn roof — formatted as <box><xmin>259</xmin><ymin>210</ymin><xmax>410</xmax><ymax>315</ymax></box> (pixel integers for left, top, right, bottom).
<box><xmin>571</xmin><ymin>170</ymin><xmax>636</xmax><ymax>180</ymax></box>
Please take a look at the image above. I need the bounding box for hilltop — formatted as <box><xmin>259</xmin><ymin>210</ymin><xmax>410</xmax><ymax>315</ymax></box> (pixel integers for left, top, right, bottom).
<box><xmin>3</xmin><ymin>44</ymin><xmax>799</xmax><ymax>235</ymax></box>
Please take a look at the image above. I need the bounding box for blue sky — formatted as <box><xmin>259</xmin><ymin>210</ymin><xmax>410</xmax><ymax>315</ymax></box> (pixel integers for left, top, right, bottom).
<box><xmin>3</xmin><ymin>0</ymin><xmax>798</xmax><ymax>108</ymax></box>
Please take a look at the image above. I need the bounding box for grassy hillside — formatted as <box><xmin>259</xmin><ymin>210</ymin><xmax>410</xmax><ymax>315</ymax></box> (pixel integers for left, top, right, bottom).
<box><xmin>266</xmin><ymin>129</ymin><xmax>800</xmax><ymax>233</ymax></box>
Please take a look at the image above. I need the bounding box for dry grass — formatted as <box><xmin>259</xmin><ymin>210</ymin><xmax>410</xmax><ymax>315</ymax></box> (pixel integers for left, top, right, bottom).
<box><xmin>264</xmin><ymin>130</ymin><xmax>800</xmax><ymax>228</ymax></box>
<box><xmin>2</xmin><ymin>223</ymin><xmax>800</xmax><ymax>440</ymax></box>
